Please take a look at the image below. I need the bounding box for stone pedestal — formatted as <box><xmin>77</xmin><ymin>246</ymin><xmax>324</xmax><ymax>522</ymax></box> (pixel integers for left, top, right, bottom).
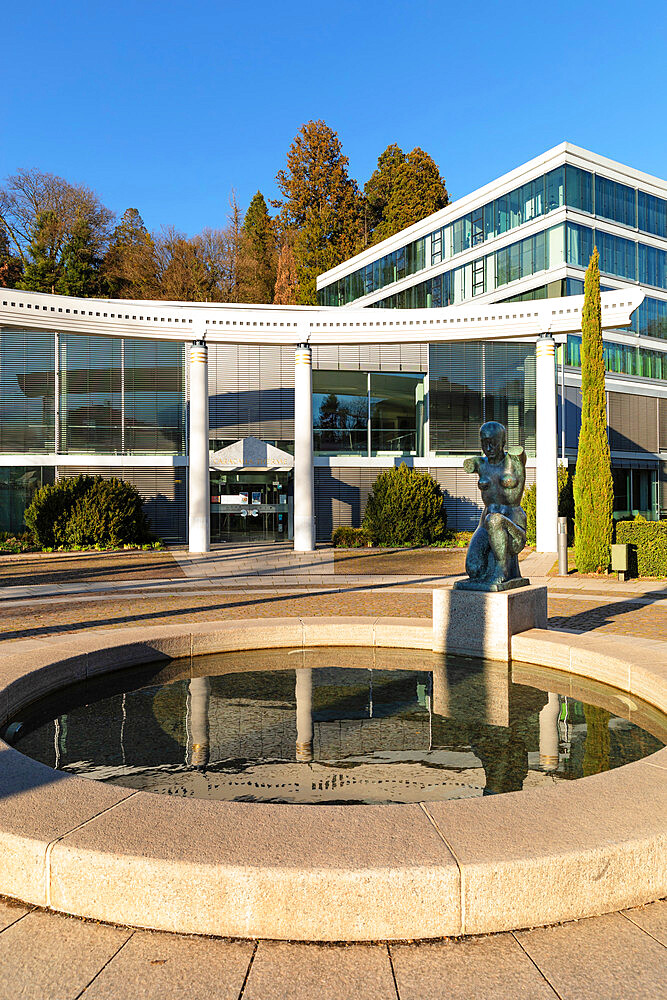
<box><xmin>433</xmin><ymin>584</ymin><xmax>547</xmax><ymax>662</ymax></box>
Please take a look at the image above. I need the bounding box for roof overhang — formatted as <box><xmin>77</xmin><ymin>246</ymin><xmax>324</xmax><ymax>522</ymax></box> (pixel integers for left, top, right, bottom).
<box><xmin>0</xmin><ymin>288</ymin><xmax>644</xmax><ymax>346</ymax></box>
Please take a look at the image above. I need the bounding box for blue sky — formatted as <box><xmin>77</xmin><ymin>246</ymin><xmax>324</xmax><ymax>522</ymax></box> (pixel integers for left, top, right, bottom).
<box><xmin>4</xmin><ymin>0</ymin><xmax>665</xmax><ymax>236</ymax></box>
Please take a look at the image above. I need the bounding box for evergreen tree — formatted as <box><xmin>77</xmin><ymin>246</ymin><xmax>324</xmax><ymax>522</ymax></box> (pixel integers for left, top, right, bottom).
<box><xmin>574</xmin><ymin>248</ymin><xmax>614</xmax><ymax>572</ymax></box>
<box><xmin>238</xmin><ymin>192</ymin><xmax>276</xmax><ymax>303</ymax></box>
<box><xmin>0</xmin><ymin>223</ymin><xmax>22</xmax><ymax>287</ymax></box>
<box><xmin>103</xmin><ymin>208</ymin><xmax>157</xmax><ymax>298</ymax></box>
<box><xmin>273</xmin><ymin>242</ymin><xmax>298</xmax><ymax>305</ymax></box>
<box><xmin>364</xmin><ymin>145</ymin><xmax>449</xmax><ymax>245</ymax></box>
<box><xmin>17</xmin><ymin>211</ymin><xmax>62</xmax><ymax>292</ymax></box>
<box><xmin>275</xmin><ymin>120</ymin><xmax>364</xmax><ymax>304</ymax></box>
<box><xmin>57</xmin><ymin>217</ymin><xmax>100</xmax><ymax>296</ymax></box>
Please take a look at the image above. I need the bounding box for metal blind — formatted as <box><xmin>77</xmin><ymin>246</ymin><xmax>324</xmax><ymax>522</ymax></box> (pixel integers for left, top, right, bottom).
<box><xmin>208</xmin><ymin>344</ymin><xmax>295</xmax><ymax>442</ymax></box>
<box><xmin>314</xmin><ymin>466</ymin><xmax>391</xmax><ymax>540</ymax></box>
<box><xmin>0</xmin><ymin>329</ymin><xmax>55</xmax><ymax>453</ymax></box>
<box><xmin>608</xmin><ymin>392</ymin><xmax>658</xmax><ymax>453</ymax></box>
<box><xmin>56</xmin><ymin>465</ymin><xmax>186</xmax><ymax>542</ymax></box>
<box><xmin>312</xmin><ymin>344</ymin><xmax>427</xmax><ymax>373</ymax></box>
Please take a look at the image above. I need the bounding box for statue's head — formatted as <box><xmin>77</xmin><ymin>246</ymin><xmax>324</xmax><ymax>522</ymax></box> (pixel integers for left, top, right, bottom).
<box><xmin>480</xmin><ymin>421</ymin><xmax>506</xmax><ymax>461</ymax></box>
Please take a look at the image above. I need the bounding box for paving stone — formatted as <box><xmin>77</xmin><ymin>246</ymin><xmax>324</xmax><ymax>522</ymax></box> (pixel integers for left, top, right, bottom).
<box><xmin>0</xmin><ymin>897</ymin><xmax>30</xmax><ymax>932</ymax></box>
<box><xmin>622</xmin><ymin>900</ymin><xmax>667</xmax><ymax>945</ymax></box>
<box><xmin>516</xmin><ymin>911</ymin><xmax>667</xmax><ymax>1000</ymax></box>
<box><xmin>390</xmin><ymin>934</ymin><xmax>558</xmax><ymax>999</ymax></box>
<box><xmin>81</xmin><ymin>929</ymin><xmax>253</xmax><ymax>999</ymax></box>
<box><xmin>0</xmin><ymin>909</ymin><xmax>130</xmax><ymax>1000</ymax></box>
<box><xmin>243</xmin><ymin>941</ymin><xmax>397</xmax><ymax>1000</ymax></box>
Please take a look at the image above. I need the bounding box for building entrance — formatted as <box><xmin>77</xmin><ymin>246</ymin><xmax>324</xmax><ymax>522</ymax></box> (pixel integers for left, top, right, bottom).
<box><xmin>210</xmin><ymin>470</ymin><xmax>292</xmax><ymax>543</ymax></box>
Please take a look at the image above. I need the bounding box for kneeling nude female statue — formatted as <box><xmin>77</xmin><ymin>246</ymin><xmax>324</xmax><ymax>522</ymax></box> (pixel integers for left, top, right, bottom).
<box><xmin>457</xmin><ymin>421</ymin><xmax>528</xmax><ymax>591</ymax></box>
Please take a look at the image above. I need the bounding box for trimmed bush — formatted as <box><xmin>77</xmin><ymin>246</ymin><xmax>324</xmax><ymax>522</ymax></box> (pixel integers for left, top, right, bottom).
<box><xmin>331</xmin><ymin>526</ymin><xmax>368</xmax><ymax>548</ymax></box>
<box><xmin>524</xmin><ymin>466</ymin><xmax>574</xmax><ymax>546</ymax></box>
<box><xmin>615</xmin><ymin>519</ymin><xmax>667</xmax><ymax>577</ymax></box>
<box><xmin>362</xmin><ymin>464</ymin><xmax>446</xmax><ymax>546</ymax></box>
<box><xmin>25</xmin><ymin>475</ymin><xmax>151</xmax><ymax>548</ymax></box>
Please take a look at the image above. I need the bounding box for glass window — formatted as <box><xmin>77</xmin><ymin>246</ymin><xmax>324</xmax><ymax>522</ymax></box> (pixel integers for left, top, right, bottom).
<box><xmin>545</xmin><ymin>167</ymin><xmax>565</xmax><ymax>213</ymax></box>
<box><xmin>0</xmin><ymin>330</ymin><xmax>55</xmax><ymax>453</ymax></box>
<box><xmin>313</xmin><ymin>370</ymin><xmax>368</xmax><ymax>455</ymax></box>
<box><xmin>565</xmin><ymin>166</ymin><xmax>593</xmax><ymax>213</ymax></box>
<box><xmin>632</xmin><ymin>296</ymin><xmax>667</xmax><ymax>340</ymax></box>
<box><xmin>0</xmin><ymin>466</ymin><xmax>55</xmax><ymax>533</ymax></box>
<box><xmin>370</xmin><ymin>373</ymin><xmax>424</xmax><ymax>455</ymax></box>
<box><xmin>124</xmin><ymin>340</ymin><xmax>185</xmax><ymax>454</ymax></box>
<box><xmin>60</xmin><ymin>334</ymin><xmax>122</xmax><ymax>453</ymax></box>
<box><xmin>638</xmin><ymin>243</ymin><xmax>667</xmax><ymax>289</ymax></box>
<box><xmin>595</xmin><ymin>230</ymin><xmax>636</xmax><ymax>280</ymax></box>
<box><xmin>595</xmin><ymin>175</ymin><xmax>636</xmax><ymax>228</ymax></box>
<box><xmin>638</xmin><ymin>191</ymin><xmax>667</xmax><ymax>238</ymax></box>
<box><xmin>566</xmin><ymin>223</ymin><xmax>594</xmax><ymax>268</ymax></box>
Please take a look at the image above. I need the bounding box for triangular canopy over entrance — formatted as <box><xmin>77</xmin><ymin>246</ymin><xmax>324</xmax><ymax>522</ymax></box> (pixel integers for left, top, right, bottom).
<box><xmin>210</xmin><ymin>437</ymin><xmax>294</xmax><ymax>472</ymax></box>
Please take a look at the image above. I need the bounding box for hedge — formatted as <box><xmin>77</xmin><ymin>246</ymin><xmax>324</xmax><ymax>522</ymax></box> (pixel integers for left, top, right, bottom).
<box><xmin>615</xmin><ymin>519</ymin><xmax>667</xmax><ymax>577</ymax></box>
<box><xmin>331</xmin><ymin>526</ymin><xmax>368</xmax><ymax>548</ymax></box>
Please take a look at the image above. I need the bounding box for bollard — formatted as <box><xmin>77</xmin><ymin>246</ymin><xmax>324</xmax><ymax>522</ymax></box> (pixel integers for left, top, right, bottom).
<box><xmin>557</xmin><ymin>516</ymin><xmax>568</xmax><ymax>576</ymax></box>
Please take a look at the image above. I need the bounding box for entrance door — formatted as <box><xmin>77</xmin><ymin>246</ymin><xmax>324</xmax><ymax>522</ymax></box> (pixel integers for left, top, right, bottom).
<box><xmin>210</xmin><ymin>471</ymin><xmax>291</xmax><ymax>543</ymax></box>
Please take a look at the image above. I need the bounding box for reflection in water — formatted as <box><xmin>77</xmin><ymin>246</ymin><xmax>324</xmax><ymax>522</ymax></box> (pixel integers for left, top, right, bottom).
<box><xmin>7</xmin><ymin>648</ymin><xmax>665</xmax><ymax>805</ymax></box>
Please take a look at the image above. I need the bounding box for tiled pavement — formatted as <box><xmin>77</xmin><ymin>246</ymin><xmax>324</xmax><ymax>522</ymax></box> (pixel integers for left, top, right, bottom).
<box><xmin>0</xmin><ymin>898</ymin><xmax>664</xmax><ymax>999</ymax></box>
<box><xmin>0</xmin><ymin>545</ymin><xmax>665</xmax><ymax>998</ymax></box>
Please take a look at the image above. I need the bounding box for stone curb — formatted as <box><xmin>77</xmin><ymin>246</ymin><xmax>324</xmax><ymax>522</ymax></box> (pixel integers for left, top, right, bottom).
<box><xmin>0</xmin><ymin>618</ymin><xmax>663</xmax><ymax>940</ymax></box>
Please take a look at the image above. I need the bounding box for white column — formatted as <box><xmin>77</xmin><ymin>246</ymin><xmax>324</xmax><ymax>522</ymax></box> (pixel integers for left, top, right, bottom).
<box><xmin>294</xmin><ymin>344</ymin><xmax>315</xmax><ymax>551</ymax></box>
<box><xmin>536</xmin><ymin>335</ymin><xmax>558</xmax><ymax>553</ymax></box>
<box><xmin>295</xmin><ymin>667</ymin><xmax>313</xmax><ymax>762</ymax></box>
<box><xmin>539</xmin><ymin>692</ymin><xmax>560</xmax><ymax>771</ymax></box>
<box><xmin>188</xmin><ymin>342</ymin><xmax>210</xmax><ymax>553</ymax></box>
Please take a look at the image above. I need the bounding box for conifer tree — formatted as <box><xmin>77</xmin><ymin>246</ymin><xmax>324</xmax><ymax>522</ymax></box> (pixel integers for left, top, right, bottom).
<box><xmin>574</xmin><ymin>248</ymin><xmax>614</xmax><ymax>572</ymax></box>
<box><xmin>57</xmin><ymin>217</ymin><xmax>100</xmax><ymax>296</ymax></box>
<box><xmin>238</xmin><ymin>192</ymin><xmax>276</xmax><ymax>303</ymax></box>
<box><xmin>103</xmin><ymin>208</ymin><xmax>157</xmax><ymax>299</ymax></box>
<box><xmin>0</xmin><ymin>223</ymin><xmax>22</xmax><ymax>286</ymax></box>
<box><xmin>18</xmin><ymin>211</ymin><xmax>62</xmax><ymax>293</ymax></box>
<box><xmin>275</xmin><ymin>120</ymin><xmax>364</xmax><ymax>304</ymax></box>
<box><xmin>364</xmin><ymin>145</ymin><xmax>449</xmax><ymax>245</ymax></box>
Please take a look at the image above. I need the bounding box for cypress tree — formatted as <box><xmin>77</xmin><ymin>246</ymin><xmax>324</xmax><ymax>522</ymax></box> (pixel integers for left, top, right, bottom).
<box><xmin>574</xmin><ymin>248</ymin><xmax>614</xmax><ymax>572</ymax></box>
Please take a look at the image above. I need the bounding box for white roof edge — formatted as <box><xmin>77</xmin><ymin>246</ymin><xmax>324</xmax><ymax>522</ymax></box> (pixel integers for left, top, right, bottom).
<box><xmin>317</xmin><ymin>143</ymin><xmax>667</xmax><ymax>288</ymax></box>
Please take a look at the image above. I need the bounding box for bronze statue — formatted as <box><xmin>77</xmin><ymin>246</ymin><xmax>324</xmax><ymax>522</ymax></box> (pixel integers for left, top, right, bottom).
<box><xmin>456</xmin><ymin>421</ymin><xmax>528</xmax><ymax>591</ymax></box>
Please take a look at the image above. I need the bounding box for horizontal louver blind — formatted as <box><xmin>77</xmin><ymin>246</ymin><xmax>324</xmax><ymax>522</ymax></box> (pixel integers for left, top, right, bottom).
<box><xmin>608</xmin><ymin>393</ymin><xmax>658</xmax><ymax>453</ymax></box>
<box><xmin>312</xmin><ymin>344</ymin><xmax>427</xmax><ymax>373</ymax></box>
<box><xmin>56</xmin><ymin>465</ymin><xmax>186</xmax><ymax>542</ymax></box>
<box><xmin>314</xmin><ymin>466</ymin><xmax>391</xmax><ymax>540</ymax></box>
<box><xmin>208</xmin><ymin>345</ymin><xmax>295</xmax><ymax>442</ymax></box>
<box><xmin>0</xmin><ymin>329</ymin><xmax>55</xmax><ymax>453</ymax></box>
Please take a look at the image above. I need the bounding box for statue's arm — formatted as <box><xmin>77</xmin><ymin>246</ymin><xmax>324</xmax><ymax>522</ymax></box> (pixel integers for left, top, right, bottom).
<box><xmin>463</xmin><ymin>456</ymin><xmax>480</xmax><ymax>475</ymax></box>
<box><xmin>507</xmin><ymin>446</ymin><xmax>526</xmax><ymax>467</ymax></box>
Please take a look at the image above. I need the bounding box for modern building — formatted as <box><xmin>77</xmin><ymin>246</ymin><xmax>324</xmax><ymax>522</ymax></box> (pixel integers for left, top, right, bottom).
<box><xmin>317</xmin><ymin>143</ymin><xmax>667</xmax><ymax>527</ymax></box>
<box><xmin>0</xmin><ymin>143</ymin><xmax>660</xmax><ymax>550</ymax></box>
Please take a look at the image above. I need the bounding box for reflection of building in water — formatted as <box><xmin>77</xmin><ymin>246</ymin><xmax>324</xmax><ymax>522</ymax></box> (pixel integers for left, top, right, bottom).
<box><xmin>12</xmin><ymin>654</ymin><xmax>663</xmax><ymax>804</ymax></box>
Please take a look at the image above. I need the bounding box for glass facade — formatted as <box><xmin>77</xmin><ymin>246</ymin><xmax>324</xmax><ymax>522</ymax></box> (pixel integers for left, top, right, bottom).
<box><xmin>429</xmin><ymin>343</ymin><xmax>536</xmax><ymax>455</ymax></box>
<box><xmin>565</xmin><ymin>335</ymin><xmax>667</xmax><ymax>381</ymax></box>
<box><xmin>312</xmin><ymin>370</ymin><xmax>424</xmax><ymax>456</ymax></box>
<box><xmin>0</xmin><ymin>329</ymin><xmax>186</xmax><ymax>456</ymax></box>
<box><xmin>318</xmin><ymin>159</ymin><xmax>667</xmax><ymax>310</ymax></box>
<box><xmin>0</xmin><ymin>466</ymin><xmax>54</xmax><ymax>533</ymax></box>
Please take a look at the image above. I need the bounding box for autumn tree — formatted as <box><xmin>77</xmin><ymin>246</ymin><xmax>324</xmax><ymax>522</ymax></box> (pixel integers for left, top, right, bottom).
<box><xmin>154</xmin><ymin>226</ymin><xmax>213</xmax><ymax>302</ymax></box>
<box><xmin>273</xmin><ymin>242</ymin><xmax>298</xmax><ymax>305</ymax></box>
<box><xmin>238</xmin><ymin>192</ymin><xmax>276</xmax><ymax>303</ymax></box>
<box><xmin>364</xmin><ymin>145</ymin><xmax>449</xmax><ymax>245</ymax></box>
<box><xmin>103</xmin><ymin>208</ymin><xmax>158</xmax><ymax>299</ymax></box>
<box><xmin>18</xmin><ymin>211</ymin><xmax>62</xmax><ymax>292</ymax></box>
<box><xmin>275</xmin><ymin>120</ymin><xmax>364</xmax><ymax>304</ymax></box>
<box><xmin>574</xmin><ymin>248</ymin><xmax>614</xmax><ymax>572</ymax></box>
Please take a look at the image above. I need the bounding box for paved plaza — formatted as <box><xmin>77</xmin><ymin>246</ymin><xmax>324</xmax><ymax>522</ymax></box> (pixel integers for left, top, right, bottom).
<box><xmin>0</xmin><ymin>544</ymin><xmax>665</xmax><ymax>998</ymax></box>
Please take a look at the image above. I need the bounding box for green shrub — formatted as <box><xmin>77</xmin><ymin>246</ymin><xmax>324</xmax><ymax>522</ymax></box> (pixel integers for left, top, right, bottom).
<box><xmin>523</xmin><ymin>466</ymin><xmax>574</xmax><ymax>546</ymax></box>
<box><xmin>615</xmin><ymin>519</ymin><xmax>667</xmax><ymax>577</ymax></box>
<box><xmin>362</xmin><ymin>464</ymin><xmax>446</xmax><ymax>546</ymax></box>
<box><xmin>25</xmin><ymin>475</ymin><xmax>151</xmax><ymax>548</ymax></box>
<box><xmin>331</xmin><ymin>525</ymin><xmax>368</xmax><ymax>547</ymax></box>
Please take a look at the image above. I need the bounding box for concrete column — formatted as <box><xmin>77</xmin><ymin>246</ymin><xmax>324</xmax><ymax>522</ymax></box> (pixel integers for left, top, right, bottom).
<box><xmin>539</xmin><ymin>692</ymin><xmax>560</xmax><ymax>771</ymax></box>
<box><xmin>536</xmin><ymin>335</ymin><xmax>558</xmax><ymax>553</ymax></box>
<box><xmin>187</xmin><ymin>676</ymin><xmax>211</xmax><ymax>768</ymax></box>
<box><xmin>188</xmin><ymin>342</ymin><xmax>210</xmax><ymax>553</ymax></box>
<box><xmin>295</xmin><ymin>668</ymin><xmax>313</xmax><ymax>762</ymax></box>
<box><xmin>294</xmin><ymin>344</ymin><xmax>315</xmax><ymax>551</ymax></box>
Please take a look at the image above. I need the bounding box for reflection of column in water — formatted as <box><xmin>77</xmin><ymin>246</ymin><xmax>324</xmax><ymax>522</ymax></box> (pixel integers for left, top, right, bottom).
<box><xmin>188</xmin><ymin>677</ymin><xmax>211</xmax><ymax>768</ymax></box>
<box><xmin>539</xmin><ymin>692</ymin><xmax>560</xmax><ymax>771</ymax></box>
<box><xmin>295</xmin><ymin>668</ymin><xmax>313</xmax><ymax>762</ymax></box>
<box><xmin>120</xmin><ymin>693</ymin><xmax>127</xmax><ymax>766</ymax></box>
